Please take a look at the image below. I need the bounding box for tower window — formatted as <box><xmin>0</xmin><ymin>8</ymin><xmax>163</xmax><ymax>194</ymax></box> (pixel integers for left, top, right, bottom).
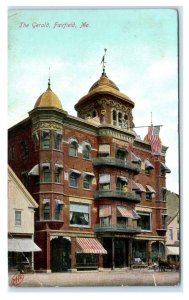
<box><xmin>118</xmin><ymin>112</ymin><xmax>122</xmax><ymax>127</ymax></box>
<box><xmin>43</xmin><ymin>202</ymin><xmax>50</xmax><ymax>220</ymax></box>
<box><xmin>43</xmin><ymin>167</ymin><xmax>50</xmax><ymax>182</ymax></box>
<box><xmin>112</xmin><ymin>110</ymin><xmax>117</xmax><ymax>126</ymax></box>
<box><xmin>83</xmin><ymin>144</ymin><xmax>91</xmax><ymax>160</ymax></box>
<box><xmin>42</xmin><ymin>130</ymin><xmax>50</xmax><ymax>150</ymax></box>
<box><xmin>54</xmin><ymin>131</ymin><xmax>62</xmax><ymax>150</ymax></box>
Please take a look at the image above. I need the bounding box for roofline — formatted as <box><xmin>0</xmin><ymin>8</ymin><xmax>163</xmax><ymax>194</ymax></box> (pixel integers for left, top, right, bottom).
<box><xmin>8</xmin><ymin>165</ymin><xmax>38</xmax><ymax>209</ymax></box>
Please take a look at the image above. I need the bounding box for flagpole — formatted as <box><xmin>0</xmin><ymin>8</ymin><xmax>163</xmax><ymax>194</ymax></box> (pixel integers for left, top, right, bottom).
<box><xmin>151</xmin><ymin>112</ymin><xmax>153</xmax><ymax>126</ymax></box>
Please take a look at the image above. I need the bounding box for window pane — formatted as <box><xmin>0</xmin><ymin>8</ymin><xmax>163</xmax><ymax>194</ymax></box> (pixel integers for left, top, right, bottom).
<box><xmin>43</xmin><ymin>168</ymin><xmax>50</xmax><ymax>182</ymax></box>
<box><xmin>69</xmin><ymin>174</ymin><xmax>77</xmax><ymax>187</ymax></box>
<box><xmin>83</xmin><ymin>146</ymin><xmax>90</xmax><ymax>159</ymax></box>
<box><xmin>42</xmin><ymin>131</ymin><xmax>50</xmax><ymax>149</ymax></box>
<box><xmin>43</xmin><ymin>204</ymin><xmax>50</xmax><ymax>220</ymax></box>
<box><xmin>138</xmin><ymin>213</ymin><xmax>151</xmax><ymax>231</ymax></box>
<box><xmin>69</xmin><ymin>142</ymin><xmax>78</xmax><ymax>156</ymax></box>
<box><xmin>15</xmin><ymin>211</ymin><xmax>21</xmax><ymax>225</ymax></box>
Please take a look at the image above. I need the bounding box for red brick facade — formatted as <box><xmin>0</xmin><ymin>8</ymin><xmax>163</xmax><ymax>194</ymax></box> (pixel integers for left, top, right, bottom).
<box><xmin>8</xmin><ymin>71</ymin><xmax>170</xmax><ymax>271</ymax></box>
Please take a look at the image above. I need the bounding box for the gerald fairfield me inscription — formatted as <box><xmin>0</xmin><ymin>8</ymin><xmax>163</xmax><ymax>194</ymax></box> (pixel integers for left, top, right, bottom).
<box><xmin>19</xmin><ymin>22</ymin><xmax>89</xmax><ymax>29</ymax></box>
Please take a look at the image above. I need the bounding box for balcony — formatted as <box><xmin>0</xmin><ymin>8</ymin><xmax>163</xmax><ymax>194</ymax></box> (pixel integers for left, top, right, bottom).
<box><xmin>94</xmin><ymin>190</ymin><xmax>141</xmax><ymax>202</ymax></box>
<box><xmin>92</xmin><ymin>157</ymin><xmax>140</xmax><ymax>173</ymax></box>
<box><xmin>94</xmin><ymin>224</ymin><xmax>141</xmax><ymax>233</ymax></box>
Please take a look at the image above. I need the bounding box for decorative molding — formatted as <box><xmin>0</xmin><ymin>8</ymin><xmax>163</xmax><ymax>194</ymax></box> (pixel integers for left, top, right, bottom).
<box><xmin>32</xmin><ymin>121</ymin><xmax>63</xmax><ymax>131</ymax></box>
<box><xmin>99</xmin><ymin>128</ymin><xmax>134</xmax><ymax>143</ymax></box>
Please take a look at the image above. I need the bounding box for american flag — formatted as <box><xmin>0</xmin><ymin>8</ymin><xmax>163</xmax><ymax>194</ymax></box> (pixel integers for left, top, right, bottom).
<box><xmin>147</xmin><ymin>126</ymin><xmax>161</xmax><ymax>154</ymax></box>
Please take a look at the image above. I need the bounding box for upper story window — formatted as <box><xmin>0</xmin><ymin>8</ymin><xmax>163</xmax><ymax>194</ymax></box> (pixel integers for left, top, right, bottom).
<box><xmin>42</xmin><ymin>199</ymin><xmax>50</xmax><ymax>220</ymax></box>
<box><xmin>146</xmin><ymin>185</ymin><xmax>156</xmax><ymax>200</ymax></box>
<box><xmin>42</xmin><ymin>130</ymin><xmax>50</xmax><ymax>150</ymax></box>
<box><xmin>137</xmin><ymin>212</ymin><xmax>151</xmax><ymax>231</ymax></box>
<box><xmin>161</xmin><ymin>214</ymin><xmax>167</xmax><ymax>229</ymax></box>
<box><xmin>54</xmin><ymin>163</ymin><xmax>63</xmax><ymax>183</ymax></box>
<box><xmin>92</xmin><ymin>110</ymin><xmax>97</xmax><ymax>118</ymax></box>
<box><xmin>99</xmin><ymin>144</ymin><xmax>110</xmax><ymax>158</ymax></box>
<box><xmin>54</xmin><ymin>200</ymin><xmax>64</xmax><ymax>220</ymax></box>
<box><xmin>99</xmin><ymin>173</ymin><xmax>110</xmax><ymax>190</ymax></box>
<box><xmin>42</xmin><ymin>162</ymin><xmax>51</xmax><ymax>182</ymax></box>
<box><xmin>15</xmin><ymin>210</ymin><xmax>21</xmax><ymax>225</ymax></box>
<box><xmin>115</xmin><ymin>149</ymin><xmax>127</xmax><ymax>161</ymax></box>
<box><xmin>9</xmin><ymin>145</ymin><xmax>15</xmax><ymax>160</ymax></box>
<box><xmin>169</xmin><ymin>228</ymin><xmax>173</xmax><ymax>240</ymax></box>
<box><xmin>20</xmin><ymin>140</ymin><xmax>29</xmax><ymax>159</ymax></box>
<box><xmin>70</xmin><ymin>203</ymin><xmax>90</xmax><ymax>226</ymax></box>
<box><xmin>123</xmin><ymin>114</ymin><xmax>128</xmax><ymax>129</ymax></box>
<box><xmin>82</xmin><ymin>143</ymin><xmax>91</xmax><ymax>160</ymax></box>
<box><xmin>112</xmin><ymin>110</ymin><xmax>117</xmax><ymax>126</ymax></box>
<box><xmin>21</xmin><ymin>171</ymin><xmax>29</xmax><ymax>188</ymax></box>
<box><xmin>54</xmin><ymin>131</ymin><xmax>62</xmax><ymax>150</ymax></box>
<box><xmin>116</xmin><ymin>176</ymin><xmax>128</xmax><ymax>191</ymax></box>
<box><xmin>69</xmin><ymin>170</ymin><xmax>81</xmax><ymax>188</ymax></box>
<box><xmin>68</xmin><ymin>138</ymin><xmax>78</xmax><ymax>157</ymax></box>
<box><xmin>144</xmin><ymin>159</ymin><xmax>154</xmax><ymax>175</ymax></box>
<box><xmin>83</xmin><ymin>174</ymin><xmax>93</xmax><ymax>190</ymax></box>
<box><xmin>160</xmin><ymin>162</ymin><xmax>171</xmax><ymax>176</ymax></box>
<box><xmin>118</xmin><ymin>112</ymin><xmax>122</xmax><ymax>127</ymax></box>
<box><xmin>32</xmin><ymin>131</ymin><xmax>39</xmax><ymax>147</ymax></box>
<box><xmin>99</xmin><ymin>205</ymin><xmax>112</xmax><ymax>225</ymax></box>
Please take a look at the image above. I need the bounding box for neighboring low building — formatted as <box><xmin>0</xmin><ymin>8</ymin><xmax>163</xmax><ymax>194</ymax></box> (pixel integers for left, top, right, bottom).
<box><xmin>8</xmin><ymin>166</ymin><xmax>41</xmax><ymax>271</ymax></box>
<box><xmin>165</xmin><ymin>191</ymin><xmax>179</xmax><ymax>261</ymax></box>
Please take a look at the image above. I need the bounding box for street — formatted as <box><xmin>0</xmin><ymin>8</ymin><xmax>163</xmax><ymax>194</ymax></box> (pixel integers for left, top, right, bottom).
<box><xmin>8</xmin><ymin>269</ymin><xmax>180</xmax><ymax>288</ymax></box>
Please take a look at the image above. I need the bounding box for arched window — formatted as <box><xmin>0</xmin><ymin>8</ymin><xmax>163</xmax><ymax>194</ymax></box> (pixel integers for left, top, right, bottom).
<box><xmin>69</xmin><ymin>139</ymin><xmax>78</xmax><ymax>157</ymax></box>
<box><xmin>118</xmin><ymin>112</ymin><xmax>122</xmax><ymax>127</ymax></box>
<box><xmin>112</xmin><ymin>110</ymin><xmax>117</xmax><ymax>126</ymax></box>
<box><xmin>123</xmin><ymin>114</ymin><xmax>128</xmax><ymax>129</ymax></box>
<box><xmin>83</xmin><ymin>174</ymin><xmax>92</xmax><ymax>190</ymax></box>
<box><xmin>82</xmin><ymin>143</ymin><xmax>91</xmax><ymax>160</ymax></box>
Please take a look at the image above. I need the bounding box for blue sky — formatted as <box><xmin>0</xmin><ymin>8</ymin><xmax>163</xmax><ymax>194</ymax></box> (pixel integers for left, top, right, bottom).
<box><xmin>8</xmin><ymin>8</ymin><xmax>179</xmax><ymax>193</ymax></box>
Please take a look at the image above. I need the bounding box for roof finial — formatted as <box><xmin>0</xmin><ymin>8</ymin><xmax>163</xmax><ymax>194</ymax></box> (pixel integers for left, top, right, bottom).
<box><xmin>101</xmin><ymin>48</ymin><xmax>107</xmax><ymax>75</ymax></box>
<box><xmin>48</xmin><ymin>67</ymin><xmax>51</xmax><ymax>89</ymax></box>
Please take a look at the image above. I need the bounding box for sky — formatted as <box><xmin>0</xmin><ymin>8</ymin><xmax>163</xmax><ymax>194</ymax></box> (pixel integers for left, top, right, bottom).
<box><xmin>8</xmin><ymin>8</ymin><xmax>179</xmax><ymax>193</ymax></box>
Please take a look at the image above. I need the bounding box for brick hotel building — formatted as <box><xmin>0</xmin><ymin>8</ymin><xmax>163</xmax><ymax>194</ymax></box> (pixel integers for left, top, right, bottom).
<box><xmin>8</xmin><ymin>66</ymin><xmax>171</xmax><ymax>272</ymax></box>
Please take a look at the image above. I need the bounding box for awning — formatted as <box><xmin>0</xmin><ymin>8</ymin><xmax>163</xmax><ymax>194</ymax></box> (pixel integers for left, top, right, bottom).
<box><xmin>42</xmin><ymin>162</ymin><xmax>50</xmax><ymax>169</ymax></box>
<box><xmin>167</xmin><ymin>246</ymin><xmax>179</xmax><ymax>256</ymax></box>
<box><xmin>70</xmin><ymin>169</ymin><xmax>81</xmax><ymax>175</ymax></box>
<box><xmin>131</xmin><ymin>152</ymin><xmax>141</xmax><ymax>163</ymax></box>
<box><xmin>117</xmin><ymin>206</ymin><xmax>140</xmax><ymax>219</ymax></box>
<box><xmin>8</xmin><ymin>238</ymin><xmax>41</xmax><ymax>252</ymax></box>
<box><xmin>132</xmin><ymin>181</ymin><xmax>146</xmax><ymax>192</ymax></box>
<box><xmin>99</xmin><ymin>205</ymin><xmax>111</xmax><ymax>217</ymax></box>
<box><xmin>117</xmin><ymin>176</ymin><xmax>128</xmax><ymax>183</ymax></box>
<box><xmin>146</xmin><ymin>185</ymin><xmax>156</xmax><ymax>193</ymax></box>
<box><xmin>99</xmin><ymin>174</ymin><xmax>110</xmax><ymax>184</ymax></box>
<box><xmin>161</xmin><ymin>162</ymin><xmax>171</xmax><ymax>173</ymax></box>
<box><xmin>28</xmin><ymin>164</ymin><xmax>39</xmax><ymax>176</ymax></box>
<box><xmin>76</xmin><ymin>238</ymin><xmax>107</xmax><ymax>254</ymax></box>
<box><xmin>83</xmin><ymin>171</ymin><xmax>95</xmax><ymax>177</ymax></box>
<box><xmin>55</xmin><ymin>163</ymin><xmax>63</xmax><ymax>170</ymax></box>
<box><xmin>145</xmin><ymin>160</ymin><xmax>154</xmax><ymax>169</ymax></box>
<box><xmin>99</xmin><ymin>144</ymin><xmax>110</xmax><ymax>153</ymax></box>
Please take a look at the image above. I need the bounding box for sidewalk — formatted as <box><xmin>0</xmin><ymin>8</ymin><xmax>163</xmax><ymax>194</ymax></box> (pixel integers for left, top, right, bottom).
<box><xmin>8</xmin><ymin>269</ymin><xmax>180</xmax><ymax>288</ymax></box>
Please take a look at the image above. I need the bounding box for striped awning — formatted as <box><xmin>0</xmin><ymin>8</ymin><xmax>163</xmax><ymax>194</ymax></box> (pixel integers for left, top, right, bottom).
<box><xmin>8</xmin><ymin>238</ymin><xmax>41</xmax><ymax>252</ymax></box>
<box><xmin>146</xmin><ymin>185</ymin><xmax>156</xmax><ymax>193</ymax></box>
<box><xmin>117</xmin><ymin>206</ymin><xmax>140</xmax><ymax>219</ymax></box>
<box><xmin>145</xmin><ymin>160</ymin><xmax>154</xmax><ymax>169</ymax></box>
<box><xmin>166</xmin><ymin>246</ymin><xmax>179</xmax><ymax>255</ymax></box>
<box><xmin>76</xmin><ymin>238</ymin><xmax>107</xmax><ymax>254</ymax></box>
<box><xmin>99</xmin><ymin>205</ymin><xmax>111</xmax><ymax>217</ymax></box>
<box><xmin>117</xmin><ymin>176</ymin><xmax>128</xmax><ymax>183</ymax></box>
<box><xmin>161</xmin><ymin>162</ymin><xmax>171</xmax><ymax>173</ymax></box>
<box><xmin>99</xmin><ymin>174</ymin><xmax>110</xmax><ymax>184</ymax></box>
<box><xmin>132</xmin><ymin>181</ymin><xmax>146</xmax><ymax>192</ymax></box>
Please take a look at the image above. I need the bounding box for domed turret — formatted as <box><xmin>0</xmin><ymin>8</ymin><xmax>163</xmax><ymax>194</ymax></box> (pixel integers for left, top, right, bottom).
<box><xmin>34</xmin><ymin>81</ymin><xmax>63</xmax><ymax>110</ymax></box>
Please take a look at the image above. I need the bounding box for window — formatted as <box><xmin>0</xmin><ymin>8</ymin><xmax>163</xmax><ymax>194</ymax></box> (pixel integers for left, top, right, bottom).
<box><xmin>146</xmin><ymin>191</ymin><xmax>152</xmax><ymax>200</ymax></box>
<box><xmin>54</xmin><ymin>169</ymin><xmax>61</xmax><ymax>183</ymax></box>
<box><xmin>99</xmin><ymin>174</ymin><xmax>110</xmax><ymax>190</ymax></box>
<box><xmin>69</xmin><ymin>172</ymin><xmax>80</xmax><ymax>188</ymax></box>
<box><xmin>54</xmin><ymin>200</ymin><xmax>63</xmax><ymax>220</ymax></box>
<box><xmin>21</xmin><ymin>172</ymin><xmax>29</xmax><ymax>188</ymax></box>
<box><xmin>21</xmin><ymin>140</ymin><xmax>29</xmax><ymax>159</ymax></box>
<box><xmin>116</xmin><ymin>177</ymin><xmax>128</xmax><ymax>191</ymax></box>
<box><xmin>69</xmin><ymin>140</ymin><xmax>78</xmax><ymax>157</ymax></box>
<box><xmin>117</xmin><ymin>216</ymin><xmax>128</xmax><ymax>225</ymax></box>
<box><xmin>162</xmin><ymin>215</ymin><xmax>167</xmax><ymax>229</ymax></box>
<box><xmin>42</xmin><ymin>130</ymin><xmax>50</xmax><ymax>149</ymax></box>
<box><xmin>112</xmin><ymin>110</ymin><xmax>117</xmax><ymax>126</ymax></box>
<box><xmin>169</xmin><ymin>228</ymin><xmax>173</xmax><ymax>240</ymax></box>
<box><xmin>100</xmin><ymin>216</ymin><xmax>111</xmax><ymax>225</ymax></box>
<box><xmin>54</xmin><ymin>131</ymin><xmax>62</xmax><ymax>150</ymax></box>
<box><xmin>118</xmin><ymin>112</ymin><xmax>122</xmax><ymax>127</ymax></box>
<box><xmin>82</xmin><ymin>144</ymin><xmax>91</xmax><ymax>160</ymax></box>
<box><xmin>123</xmin><ymin>114</ymin><xmax>128</xmax><ymax>129</ymax></box>
<box><xmin>144</xmin><ymin>160</ymin><xmax>154</xmax><ymax>175</ymax></box>
<box><xmin>115</xmin><ymin>149</ymin><xmax>127</xmax><ymax>160</ymax></box>
<box><xmin>83</xmin><ymin>175</ymin><xmax>92</xmax><ymax>190</ymax></box>
<box><xmin>99</xmin><ymin>144</ymin><xmax>110</xmax><ymax>158</ymax></box>
<box><xmin>137</xmin><ymin>212</ymin><xmax>151</xmax><ymax>231</ymax></box>
<box><xmin>43</xmin><ymin>202</ymin><xmax>50</xmax><ymax>220</ymax></box>
<box><xmin>146</xmin><ymin>185</ymin><xmax>155</xmax><ymax>200</ymax></box>
<box><xmin>43</xmin><ymin>167</ymin><xmax>50</xmax><ymax>182</ymax></box>
<box><xmin>15</xmin><ymin>210</ymin><xmax>21</xmax><ymax>225</ymax></box>
<box><xmin>9</xmin><ymin>145</ymin><xmax>15</xmax><ymax>160</ymax></box>
<box><xmin>70</xmin><ymin>203</ymin><xmax>90</xmax><ymax>226</ymax></box>
<box><xmin>92</xmin><ymin>110</ymin><xmax>97</xmax><ymax>118</ymax></box>
<box><xmin>32</xmin><ymin>132</ymin><xmax>39</xmax><ymax>146</ymax></box>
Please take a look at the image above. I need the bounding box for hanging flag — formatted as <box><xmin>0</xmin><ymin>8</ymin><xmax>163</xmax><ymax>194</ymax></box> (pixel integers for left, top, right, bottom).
<box><xmin>147</xmin><ymin>126</ymin><xmax>153</xmax><ymax>143</ymax></box>
<box><xmin>150</xmin><ymin>126</ymin><xmax>161</xmax><ymax>154</ymax></box>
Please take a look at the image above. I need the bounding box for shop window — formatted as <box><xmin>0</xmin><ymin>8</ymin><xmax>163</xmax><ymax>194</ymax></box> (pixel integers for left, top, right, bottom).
<box><xmin>137</xmin><ymin>212</ymin><xmax>151</xmax><ymax>231</ymax></box>
<box><xmin>83</xmin><ymin>174</ymin><xmax>92</xmax><ymax>190</ymax></box>
<box><xmin>82</xmin><ymin>144</ymin><xmax>91</xmax><ymax>160</ymax></box>
<box><xmin>69</xmin><ymin>140</ymin><xmax>78</xmax><ymax>157</ymax></box>
<box><xmin>112</xmin><ymin>110</ymin><xmax>117</xmax><ymax>126</ymax></box>
<box><xmin>20</xmin><ymin>140</ymin><xmax>29</xmax><ymax>159</ymax></box>
<box><xmin>43</xmin><ymin>202</ymin><xmax>50</xmax><ymax>220</ymax></box>
<box><xmin>70</xmin><ymin>203</ymin><xmax>90</xmax><ymax>226</ymax></box>
<box><xmin>42</xmin><ymin>130</ymin><xmax>50</xmax><ymax>149</ymax></box>
<box><xmin>54</xmin><ymin>131</ymin><xmax>62</xmax><ymax>150</ymax></box>
<box><xmin>43</xmin><ymin>166</ymin><xmax>50</xmax><ymax>182</ymax></box>
<box><xmin>15</xmin><ymin>210</ymin><xmax>21</xmax><ymax>225</ymax></box>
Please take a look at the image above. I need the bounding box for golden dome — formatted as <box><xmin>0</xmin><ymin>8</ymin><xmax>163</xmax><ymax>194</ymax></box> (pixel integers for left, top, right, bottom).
<box><xmin>34</xmin><ymin>83</ymin><xmax>63</xmax><ymax>110</ymax></box>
